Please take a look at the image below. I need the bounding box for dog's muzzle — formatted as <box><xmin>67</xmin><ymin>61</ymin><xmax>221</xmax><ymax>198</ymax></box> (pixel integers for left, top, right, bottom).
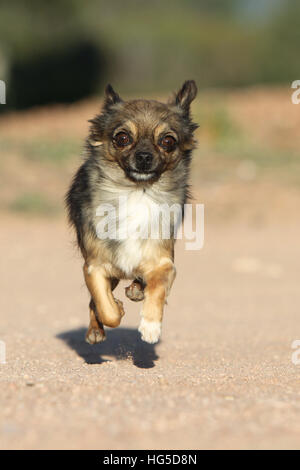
<box><xmin>135</xmin><ymin>151</ymin><xmax>154</xmax><ymax>172</ymax></box>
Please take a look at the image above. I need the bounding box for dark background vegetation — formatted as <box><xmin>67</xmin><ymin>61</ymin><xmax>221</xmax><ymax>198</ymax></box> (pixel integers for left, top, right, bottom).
<box><xmin>0</xmin><ymin>0</ymin><xmax>299</xmax><ymax>217</ymax></box>
<box><xmin>0</xmin><ymin>0</ymin><xmax>299</xmax><ymax>110</ymax></box>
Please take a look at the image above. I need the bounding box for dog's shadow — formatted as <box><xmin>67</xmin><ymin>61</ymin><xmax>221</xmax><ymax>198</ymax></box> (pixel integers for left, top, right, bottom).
<box><xmin>57</xmin><ymin>327</ymin><xmax>159</xmax><ymax>369</ymax></box>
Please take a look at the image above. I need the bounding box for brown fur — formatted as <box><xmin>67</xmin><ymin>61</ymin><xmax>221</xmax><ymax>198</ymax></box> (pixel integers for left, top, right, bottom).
<box><xmin>66</xmin><ymin>81</ymin><xmax>198</xmax><ymax>344</ymax></box>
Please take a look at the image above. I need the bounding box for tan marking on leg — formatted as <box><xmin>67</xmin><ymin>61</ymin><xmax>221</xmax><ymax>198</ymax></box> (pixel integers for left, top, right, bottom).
<box><xmin>85</xmin><ymin>299</ymin><xmax>106</xmax><ymax>344</ymax></box>
<box><xmin>138</xmin><ymin>258</ymin><xmax>176</xmax><ymax>343</ymax></box>
<box><xmin>84</xmin><ymin>264</ymin><xmax>124</xmax><ymax>328</ymax></box>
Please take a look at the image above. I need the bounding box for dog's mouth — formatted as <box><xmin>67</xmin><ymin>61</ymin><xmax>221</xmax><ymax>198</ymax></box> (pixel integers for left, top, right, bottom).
<box><xmin>126</xmin><ymin>168</ymin><xmax>159</xmax><ymax>182</ymax></box>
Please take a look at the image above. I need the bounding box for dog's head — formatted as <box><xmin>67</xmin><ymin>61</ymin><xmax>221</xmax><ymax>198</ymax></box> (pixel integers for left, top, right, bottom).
<box><xmin>88</xmin><ymin>80</ymin><xmax>198</xmax><ymax>183</ymax></box>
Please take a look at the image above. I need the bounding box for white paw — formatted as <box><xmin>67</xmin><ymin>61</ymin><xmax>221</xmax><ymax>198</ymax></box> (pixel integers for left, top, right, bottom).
<box><xmin>138</xmin><ymin>318</ymin><xmax>161</xmax><ymax>344</ymax></box>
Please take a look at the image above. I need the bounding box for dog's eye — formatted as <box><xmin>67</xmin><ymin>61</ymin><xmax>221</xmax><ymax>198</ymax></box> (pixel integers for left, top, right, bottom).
<box><xmin>160</xmin><ymin>135</ymin><xmax>177</xmax><ymax>152</ymax></box>
<box><xmin>114</xmin><ymin>131</ymin><xmax>131</xmax><ymax>148</ymax></box>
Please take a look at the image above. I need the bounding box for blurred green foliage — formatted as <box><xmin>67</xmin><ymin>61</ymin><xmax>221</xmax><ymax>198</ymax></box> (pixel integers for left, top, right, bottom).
<box><xmin>21</xmin><ymin>138</ymin><xmax>81</xmax><ymax>165</ymax></box>
<box><xmin>0</xmin><ymin>136</ymin><xmax>81</xmax><ymax>165</ymax></box>
<box><xmin>9</xmin><ymin>192</ymin><xmax>58</xmax><ymax>215</ymax></box>
<box><xmin>0</xmin><ymin>0</ymin><xmax>299</xmax><ymax>109</ymax></box>
<box><xmin>193</xmin><ymin>100</ymin><xmax>300</xmax><ymax>187</ymax></box>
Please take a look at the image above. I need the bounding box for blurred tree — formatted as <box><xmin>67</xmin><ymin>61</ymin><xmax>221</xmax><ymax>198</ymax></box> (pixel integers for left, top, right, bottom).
<box><xmin>0</xmin><ymin>0</ymin><xmax>298</xmax><ymax>110</ymax></box>
<box><xmin>256</xmin><ymin>0</ymin><xmax>300</xmax><ymax>83</ymax></box>
<box><xmin>0</xmin><ymin>0</ymin><xmax>108</xmax><ymax>109</ymax></box>
<box><xmin>9</xmin><ymin>40</ymin><xmax>104</xmax><ymax>109</ymax></box>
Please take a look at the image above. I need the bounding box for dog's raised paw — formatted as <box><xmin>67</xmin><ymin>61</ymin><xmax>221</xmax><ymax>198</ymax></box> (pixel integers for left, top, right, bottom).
<box><xmin>85</xmin><ymin>327</ymin><xmax>106</xmax><ymax>345</ymax></box>
<box><xmin>138</xmin><ymin>318</ymin><xmax>161</xmax><ymax>344</ymax></box>
<box><xmin>125</xmin><ymin>282</ymin><xmax>145</xmax><ymax>302</ymax></box>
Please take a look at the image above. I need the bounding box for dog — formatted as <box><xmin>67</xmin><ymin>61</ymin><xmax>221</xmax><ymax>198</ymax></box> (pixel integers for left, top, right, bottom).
<box><xmin>66</xmin><ymin>80</ymin><xmax>198</xmax><ymax>344</ymax></box>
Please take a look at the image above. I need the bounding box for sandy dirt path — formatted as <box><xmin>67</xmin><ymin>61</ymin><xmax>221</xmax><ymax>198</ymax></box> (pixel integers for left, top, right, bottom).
<box><xmin>0</xmin><ymin>216</ymin><xmax>299</xmax><ymax>450</ymax></box>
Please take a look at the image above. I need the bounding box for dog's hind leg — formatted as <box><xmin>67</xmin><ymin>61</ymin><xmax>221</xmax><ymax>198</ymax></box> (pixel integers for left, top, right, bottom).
<box><xmin>125</xmin><ymin>278</ymin><xmax>145</xmax><ymax>302</ymax></box>
<box><xmin>84</xmin><ymin>263</ymin><xmax>124</xmax><ymax>329</ymax></box>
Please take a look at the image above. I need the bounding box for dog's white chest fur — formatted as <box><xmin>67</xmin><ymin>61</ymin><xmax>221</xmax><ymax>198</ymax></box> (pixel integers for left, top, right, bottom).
<box><xmin>114</xmin><ymin>189</ymin><xmax>161</xmax><ymax>276</ymax></box>
<box><xmin>116</xmin><ymin>238</ymin><xmax>143</xmax><ymax>276</ymax></box>
<box><xmin>95</xmin><ymin>185</ymin><xmax>181</xmax><ymax>277</ymax></box>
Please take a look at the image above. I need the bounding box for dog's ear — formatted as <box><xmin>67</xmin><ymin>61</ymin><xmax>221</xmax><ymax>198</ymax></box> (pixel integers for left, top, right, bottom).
<box><xmin>170</xmin><ymin>80</ymin><xmax>197</xmax><ymax>115</ymax></box>
<box><xmin>88</xmin><ymin>118</ymin><xmax>103</xmax><ymax>147</ymax></box>
<box><xmin>104</xmin><ymin>84</ymin><xmax>122</xmax><ymax>108</ymax></box>
<box><xmin>87</xmin><ymin>85</ymin><xmax>122</xmax><ymax>147</ymax></box>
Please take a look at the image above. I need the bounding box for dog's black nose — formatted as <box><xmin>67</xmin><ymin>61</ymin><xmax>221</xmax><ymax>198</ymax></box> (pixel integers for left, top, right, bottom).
<box><xmin>135</xmin><ymin>151</ymin><xmax>153</xmax><ymax>171</ymax></box>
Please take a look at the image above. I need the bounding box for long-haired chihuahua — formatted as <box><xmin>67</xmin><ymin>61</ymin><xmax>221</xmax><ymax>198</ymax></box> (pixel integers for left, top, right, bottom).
<box><xmin>66</xmin><ymin>80</ymin><xmax>198</xmax><ymax>344</ymax></box>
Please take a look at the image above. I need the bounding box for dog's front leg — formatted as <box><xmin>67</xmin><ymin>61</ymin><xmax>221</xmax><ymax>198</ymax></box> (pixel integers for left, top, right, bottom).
<box><xmin>83</xmin><ymin>264</ymin><xmax>124</xmax><ymax>330</ymax></box>
<box><xmin>138</xmin><ymin>258</ymin><xmax>176</xmax><ymax>344</ymax></box>
<box><xmin>85</xmin><ymin>278</ymin><xmax>120</xmax><ymax>344</ymax></box>
<box><xmin>85</xmin><ymin>298</ymin><xmax>106</xmax><ymax>344</ymax></box>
